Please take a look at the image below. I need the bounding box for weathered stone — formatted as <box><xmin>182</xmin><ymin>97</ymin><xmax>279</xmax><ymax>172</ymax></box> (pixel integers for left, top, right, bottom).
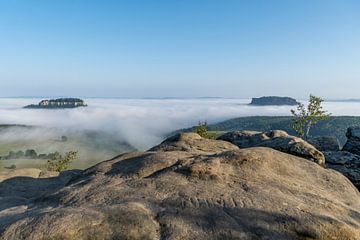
<box><xmin>218</xmin><ymin>130</ymin><xmax>326</xmax><ymax>166</ymax></box>
<box><xmin>324</xmin><ymin>151</ymin><xmax>360</xmax><ymax>189</ymax></box>
<box><xmin>342</xmin><ymin>127</ymin><xmax>360</xmax><ymax>155</ymax></box>
<box><xmin>308</xmin><ymin>136</ymin><xmax>340</xmax><ymax>152</ymax></box>
<box><xmin>324</xmin><ymin>151</ymin><xmax>360</xmax><ymax>165</ymax></box>
<box><xmin>150</xmin><ymin>132</ymin><xmax>239</xmax><ymax>153</ymax></box>
<box><xmin>0</xmin><ymin>134</ymin><xmax>359</xmax><ymax>239</ymax></box>
<box><xmin>346</xmin><ymin>127</ymin><xmax>360</xmax><ymax>140</ymax></box>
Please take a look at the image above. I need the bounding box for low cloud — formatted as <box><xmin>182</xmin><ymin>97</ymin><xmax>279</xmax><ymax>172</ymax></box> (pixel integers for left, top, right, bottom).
<box><xmin>0</xmin><ymin>98</ymin><xmax>359</xmax><ymax>150</ymax></box>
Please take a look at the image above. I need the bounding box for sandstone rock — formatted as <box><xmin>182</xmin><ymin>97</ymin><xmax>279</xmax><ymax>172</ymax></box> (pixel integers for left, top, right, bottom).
<box><xmin>4</xmin><ymin>133</ymin><xmax>360</xmax><ymax>239</ymax></box>
<box><xmin>150</xmin><ymin>132</ymin><xmax>239</xmax><ymax>153</ymax></box>
<box><xmin>346</xmin><ymin>127</ymin><xmax>360</xmax><ymax>139</ymax></box>
<box><xmin>342</xmin><ymin>127</ymin><xmax>360</xmax><ymax>155</ymax></box>
<box><xmin>324</xmin><ymin>128</ymin><xmax>360</xmax><ymax>190</ymax></box>
<box><xmin>324</xmin><ymin>151</ymin><xmax>360</xmax><ymax>165</ymax></box>
<box><xmin>218</xmin><ymin>130</ymin><xmax>325</xmax><ymax>166</ymax></box>
<box><xmin>324</xmin><ymin>151</ymin><xmax>360</xmax><ymax>190</ymax></box>
<box><xmin>0</xmin><ymin>169</ymin><xmax>81</xmax><ymax>213</ymax></box>
<box><xmin>0</xmin><ymin>135</ymin><xmax>359</xmax><ymax>239</ymax></box>
<box><xmin>308</xmin><ymin>136</ymin><xmax>340</xmax><ymax>152</ymax></box>
<box><xmin>0</xmin><ymin>168</ymin><xmax>42</xmax><ymax>182</ymax></box>
<box><xmin>38</xmin><ymin>170</ymin><xmax>60</xmax><ymax>178</ymax></box>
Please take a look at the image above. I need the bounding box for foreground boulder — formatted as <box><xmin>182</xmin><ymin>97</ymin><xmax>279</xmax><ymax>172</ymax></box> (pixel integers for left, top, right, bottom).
<box><xmin>0</xmin><ymin>133</ymin><xmax>359</xmax><ymax>239</ymax></box>
<box><xmin>218</xmin><ymin>130</ymin><xmax>325</xmax><ymax>166</ymax></box>
<box><xmin>343</xmin><ymin>127</ymin><xmax>360</xmax><ymax>155</ymax></box>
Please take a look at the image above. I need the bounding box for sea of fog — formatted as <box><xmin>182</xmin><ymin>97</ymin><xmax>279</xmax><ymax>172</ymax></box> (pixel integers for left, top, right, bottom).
<box><xmin>1</xmin><ymin>98</ymin><xmax>360</xmax><ymax>150</ymax></box>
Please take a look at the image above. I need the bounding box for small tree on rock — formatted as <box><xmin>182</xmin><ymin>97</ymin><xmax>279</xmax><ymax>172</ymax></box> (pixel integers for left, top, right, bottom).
<box><xmin>194</xmin><ymin>121</ymin><xmax>216</xmax><ymax>139</ymax></box>
<box><xmin>195</xmin><ymin>121</ymin><xmax>209</xmax><ymax>138</ymax></box>
<box><xmin>45</xmin><ymin>151</ymin><xmax>77</xmax><ymax>172</ymax></box>
<box><xmin>291</xmin><ymin>95</ymin><xmax>330</xmax><ymax>139</ymax></box>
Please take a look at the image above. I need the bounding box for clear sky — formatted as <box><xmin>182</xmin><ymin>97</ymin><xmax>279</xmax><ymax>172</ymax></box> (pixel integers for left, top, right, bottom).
<box><xmin>0</xmin><ymin>0</ymin><xmax>359</xmax><ymax>98</ymax></box>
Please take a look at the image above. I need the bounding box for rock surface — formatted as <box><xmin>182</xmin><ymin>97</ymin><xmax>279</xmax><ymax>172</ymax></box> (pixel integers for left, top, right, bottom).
<box><xmin>218</xmin><ymin>130</ymin><xmax>325</xmax><ymax>166</ymax></box>
<box><xmin>324</xmin><ymin>151</ymin><xmax>360</xmax><ymax>190</ymax></box>
<box><xmin>308</xmin><ymin>136</ymin><xmax>341</xmax><ymax>152</ymax></box>
<box><xmin>343</xmin><ymin>127</ymin><xmax>360</xmax><ymax>155</ymax></box>
<box><xmin>0</xmin><ymin>133</ymin><xmax>360</xmax><ymax>239</ymax></box>
<box><xmin>0</xmin><ymin>168</ymin><xmax>42</xmax><ymax>181</ymax></box>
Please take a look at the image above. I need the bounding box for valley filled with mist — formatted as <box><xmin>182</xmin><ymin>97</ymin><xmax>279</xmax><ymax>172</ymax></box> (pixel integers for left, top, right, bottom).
<box><xmin>1</xmin><ymin>97</ymin><xmax>360</xmax><ymax>170</ymax></box>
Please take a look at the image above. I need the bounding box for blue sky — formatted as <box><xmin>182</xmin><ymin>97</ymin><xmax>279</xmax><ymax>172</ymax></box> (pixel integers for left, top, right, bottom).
<box><xmin>0</xmin><ymin>0</ymin><xmax>359</xmax><ymax>98</ymax></box>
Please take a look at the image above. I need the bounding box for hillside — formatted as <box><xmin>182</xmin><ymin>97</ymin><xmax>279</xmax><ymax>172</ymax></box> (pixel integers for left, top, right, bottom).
<box><xmin>0</xmin><ymin>125</ymin><xmax>135</xmax><ymax>170</ymax></box>
<box><xmin>179</xmin><ymin>116</ymin><xmax>360</xmax><ymax>145</ymax></box>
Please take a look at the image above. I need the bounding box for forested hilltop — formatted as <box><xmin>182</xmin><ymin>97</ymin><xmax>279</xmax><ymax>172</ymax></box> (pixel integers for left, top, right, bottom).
<box><xmin>180</xmin><ymin>116</ymin><xmax>360</xmax><ymax>145</ymax></box>
<box><xmin>24</xmin><ymin>98</ymin><xmax>87</xmax><ymax>109</ymax></box>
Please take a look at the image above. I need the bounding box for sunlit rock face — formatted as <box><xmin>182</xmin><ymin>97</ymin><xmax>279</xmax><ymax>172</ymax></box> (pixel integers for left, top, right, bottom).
<box><xmin>218</xmin><ymin>130</ymin><xmax>326</xmax><ymax>166</ymax></box>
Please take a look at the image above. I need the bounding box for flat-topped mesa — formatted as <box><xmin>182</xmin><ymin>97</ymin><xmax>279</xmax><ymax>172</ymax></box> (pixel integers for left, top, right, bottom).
<box><xmin>250</xmin><ymin>96</ymin><xmax>299</xmax><ymax>106</ymax></box>
<box><xmin>24</xmin><ymin>98</ymin><xmax>87</xmax><ymax>109</ymax></box>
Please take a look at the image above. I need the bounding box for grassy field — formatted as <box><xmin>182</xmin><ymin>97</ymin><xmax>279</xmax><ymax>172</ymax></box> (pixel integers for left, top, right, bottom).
<box><xmin>0</xmin><ymin>159</ymin><xmax>46</xmax><ymax>170</ymax></box>
<box><xmin>0</xmin><ymin>126</ymin><xmax>135</xmax><ymax>171</ymax></box>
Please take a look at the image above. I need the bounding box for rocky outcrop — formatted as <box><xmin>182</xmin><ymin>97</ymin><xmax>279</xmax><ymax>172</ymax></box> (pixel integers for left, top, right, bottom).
<box><xmin>342</xmin><ymin>127</ymin><xmax>360</xmax><ymax>155</ymax></box>
<box><xmin>325</xmin><ymin>151</ymin><xmax>360</xmax><ymax>165</ymax></box>
<box><xmin>250</xmin><ymin>96</ymin><xmax>299</xmax><ymax>106</ymax></box>
<box><xmin>324</xmin><ymin>151</ymin><xmax>360</xmax><ymax>189</ymax></box>
<box><xmin>318</xmin><ymin>127</ymin><xmax>360</xmax><ymax>189</ymax></box>
<box><xmin>218</xmin><ymin>130</ymin><xmax>325</xmax><ymax>166</ymax></box>
<box><xmin>308</xmin><ymin>136</ymin><xmax>340</xmax><ymax>152</ymax></box>
<box><xmin>149</xmin><ymin>132</ymin><xmax>239</xmax><ymax>153</ymax></box>
<box><xmin>217</xmin><ymin>130</ymin><xmax>360</xmax><ymax>189</ymax></box>
<box><xmin>0</xmin><ymin>133</ymin><xmax>359</xmax><ymax>239</ymax></box>
<box><xmin>0</xmin><ymin>169</ymin><xmax>81</xmax><ymax>213</ymax></box>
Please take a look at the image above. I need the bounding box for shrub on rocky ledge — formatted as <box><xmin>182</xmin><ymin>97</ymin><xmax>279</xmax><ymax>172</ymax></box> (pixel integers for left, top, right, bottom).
<box><xmin>194</xmin><ymin>121</ymin><xmax>216</xmax><ymax>139</ymax></box>
<box><xmin>44</xmin><ymin>151</ymin><xmax>77</xmax><ymax>172</ymax></box>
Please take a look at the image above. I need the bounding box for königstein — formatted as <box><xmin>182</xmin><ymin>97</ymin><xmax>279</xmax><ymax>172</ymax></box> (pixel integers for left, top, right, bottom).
<box><xmin>250</xmin><ymin>96</ymin><xmax>299</xmax><ymax>106</ymax></box>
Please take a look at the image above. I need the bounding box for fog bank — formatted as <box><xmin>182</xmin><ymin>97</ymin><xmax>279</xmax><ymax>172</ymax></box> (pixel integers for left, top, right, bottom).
<box><xmin>1</xmin><ymin>98</ymin><xmax>360</xmax><ymax>150</ymax></box>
